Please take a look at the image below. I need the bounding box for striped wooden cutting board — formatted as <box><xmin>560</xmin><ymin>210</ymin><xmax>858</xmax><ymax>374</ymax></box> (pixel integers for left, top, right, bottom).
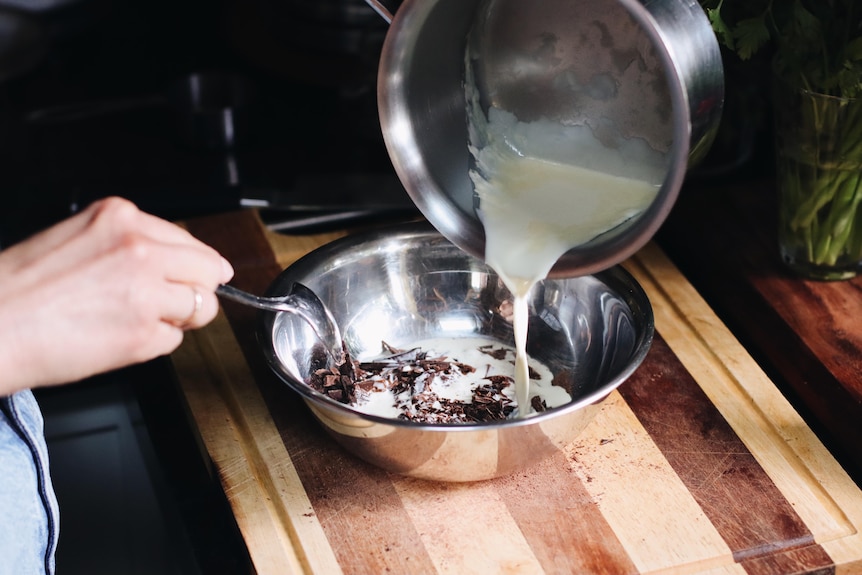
<box><xmin>172</xmin><ymin>209</ymin><xmax>862</xmax><ymax>575</ymax></box>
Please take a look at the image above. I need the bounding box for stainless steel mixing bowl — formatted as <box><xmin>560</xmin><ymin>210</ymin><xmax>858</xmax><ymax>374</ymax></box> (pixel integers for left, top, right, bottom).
<box><xmin>371</xmin><ymin>0</ymin><xmax>723</xmax><ymax>278</ymax></box>
<box><xmin>258</xmin><ymin>223</ymin><xmax>654</xmax><ymax>482</ymax></box>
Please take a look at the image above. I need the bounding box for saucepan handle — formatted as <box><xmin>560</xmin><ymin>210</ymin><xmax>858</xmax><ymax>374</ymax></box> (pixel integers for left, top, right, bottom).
<box><xmin>364</xmin><ymin>0</ymin><xmax>403</xmax><ymax>24</ymax></box>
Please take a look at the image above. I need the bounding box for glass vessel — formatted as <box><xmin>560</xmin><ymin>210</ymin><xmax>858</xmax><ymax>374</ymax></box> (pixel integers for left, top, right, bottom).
<box><xmin>773</xmin><ymin>82</ymin><xmax>862</xmax><ymax>281</ymax></box>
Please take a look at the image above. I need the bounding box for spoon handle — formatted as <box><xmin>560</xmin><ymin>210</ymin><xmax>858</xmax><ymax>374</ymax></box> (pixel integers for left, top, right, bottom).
<box><xmin>215</xmin><ymin>283</ymin><xmax>294</xmax><ymax>312</ymax></box>
<box><xmin>215</xmin><ymin>283</ymin><xmax>344</xmax><ymax>364</ymax></box>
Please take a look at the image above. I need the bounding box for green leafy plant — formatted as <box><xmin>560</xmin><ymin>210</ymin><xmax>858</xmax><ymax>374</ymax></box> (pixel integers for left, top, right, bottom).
<box><xmin>700</xmin><ymin>0</ymin><xmax>862</xmax><ymax>277</ymax></box>
<box><xmin>699</xmin><ymin>0</ymin><xmax>862</xmax><ymax>96</ymax></box>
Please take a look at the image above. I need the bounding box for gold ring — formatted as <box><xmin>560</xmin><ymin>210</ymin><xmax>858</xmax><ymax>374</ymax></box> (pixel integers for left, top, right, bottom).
<box><xmin>181</xmin><ymin>286</ymin><xmax>203</xmax><ymax>328</ymax></box>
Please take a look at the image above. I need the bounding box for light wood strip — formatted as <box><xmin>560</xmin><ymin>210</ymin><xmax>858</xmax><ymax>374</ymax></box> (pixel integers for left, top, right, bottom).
<box><xmin>172</xmin><ymin>311</ymin><xmax>342</xmax><ymax>575</ymax></box>
<box><xmin>565</xmin><ymin>391</ymin><xmax>741</xmax><ymax>574</ymax></box>
<box><xmin>393</xmin><ymin>477</ymin><xmax>545</xmax><ymax>575</ymax></box>
<box><xmin>627</xmin><ymin>243</ymin><xmax>862</xmax><ymax>565</ymax></box>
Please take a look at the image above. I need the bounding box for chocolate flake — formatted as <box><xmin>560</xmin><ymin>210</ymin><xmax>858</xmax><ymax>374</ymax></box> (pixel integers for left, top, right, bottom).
<box><xmin>530</xmin><ymin>395</ymin><xmax>548</xmax><ymax>413</ymax></box>
<box><xmin>307</xmin><ymin>349</ymin><xmax>359</xmax><ymax>405</ymax></box>
<box><xmin>478</xmin><ymin>344</ymin><xmax>508</xmax><ymax>361</ymax></box>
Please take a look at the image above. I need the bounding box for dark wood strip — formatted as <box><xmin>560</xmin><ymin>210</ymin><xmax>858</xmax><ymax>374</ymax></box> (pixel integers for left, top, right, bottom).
<box><xmin>185</xmin><ymin>211</ymin><xmax>440</xmax><ymax>575</ymax></box>
<box><xmin>185</xmin><ymin>209</ymin><xmax>287</xmax><ymax>292</ymax></box>
<box><xmin>619</xmin><ymin>334</ymin><xmax>833</xmax><ymax>574</ymax></box>
<box><xmin>737</xmin><ymin>547</ymin><xmax>835</xmax><ymax>575</ymax></box>
<box><xmin>494</xmin><ymin>451</ymin><xmax>638</xmax><ymax>574</ymax></box>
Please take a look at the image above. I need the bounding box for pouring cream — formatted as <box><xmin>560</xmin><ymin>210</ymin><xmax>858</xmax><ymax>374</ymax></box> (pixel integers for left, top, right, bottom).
<box><xmin>466</xmin><ymin>59</ymin><xmax>665</xmax><ymax>416</ymax></box>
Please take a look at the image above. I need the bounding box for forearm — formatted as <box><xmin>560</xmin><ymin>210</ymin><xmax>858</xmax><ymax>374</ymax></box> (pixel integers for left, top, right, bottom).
<box><xmin>0</xmin><ymin>308</ymin><xmax>49</xmax><ymax>396</ymax></box>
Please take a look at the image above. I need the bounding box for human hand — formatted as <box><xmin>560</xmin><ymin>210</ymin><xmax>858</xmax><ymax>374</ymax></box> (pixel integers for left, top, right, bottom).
<box><xmin>0</xmin><ymin>197</ymin><xmax>234</xmax><ymax>394</ymax></box>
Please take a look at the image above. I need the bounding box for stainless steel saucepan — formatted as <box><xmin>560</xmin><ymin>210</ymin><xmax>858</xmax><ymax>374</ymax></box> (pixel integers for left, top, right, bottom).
<box><xmin>364</xmin><ymin>0</ymin><xmax>723</xmax><ymax>278</ymax></box>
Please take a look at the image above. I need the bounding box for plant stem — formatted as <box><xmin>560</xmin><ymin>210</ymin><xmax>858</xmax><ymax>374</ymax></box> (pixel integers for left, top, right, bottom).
<box><xmin>779</xmin><ymin>82</ymin><xmax>862</xmax><ymax>270</ymax></box>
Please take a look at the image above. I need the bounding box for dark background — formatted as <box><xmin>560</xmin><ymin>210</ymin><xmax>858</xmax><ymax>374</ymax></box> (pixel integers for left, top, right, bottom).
<box><xmin>0</xmin><ymin>0</ymin><xmax>405</xmax><ymax>244</ymax></box>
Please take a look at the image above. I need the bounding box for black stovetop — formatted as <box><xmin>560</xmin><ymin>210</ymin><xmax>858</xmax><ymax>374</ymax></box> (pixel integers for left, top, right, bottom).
<box><xmin>0</xmin><ymin>0</ymin><xmax>413</xmax><ymax>244</ymax></box>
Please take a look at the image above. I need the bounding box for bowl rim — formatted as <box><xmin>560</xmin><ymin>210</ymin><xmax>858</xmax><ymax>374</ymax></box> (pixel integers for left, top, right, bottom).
<box><xmin>257</xmin><ymin>221</ymin><xmax>655</xmax><ymax>431</ymax></box>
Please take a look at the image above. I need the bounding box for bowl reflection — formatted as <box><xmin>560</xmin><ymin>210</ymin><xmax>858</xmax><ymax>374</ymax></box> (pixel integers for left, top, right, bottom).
<box><xmin>258</xmin><ymin>223</ymin><xmax>653</xmax><ymax>482</ymax></box>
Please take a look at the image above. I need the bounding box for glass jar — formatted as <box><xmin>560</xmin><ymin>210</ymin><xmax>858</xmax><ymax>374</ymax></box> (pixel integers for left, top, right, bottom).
<box><xmin>773</xmin><ymin>81</ymin><xmax>862</xmax><ymax>280</ymax></box>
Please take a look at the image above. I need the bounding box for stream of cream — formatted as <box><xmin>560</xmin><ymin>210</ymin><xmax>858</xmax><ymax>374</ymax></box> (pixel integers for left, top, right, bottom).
<box><xmin>466</xmin><ymin>64</ymin><xmax>664</xmax><ymax>417</ymax></box>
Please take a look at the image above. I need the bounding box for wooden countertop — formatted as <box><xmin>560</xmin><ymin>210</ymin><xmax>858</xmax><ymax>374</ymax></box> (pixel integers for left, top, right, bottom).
<box><xmin>170</xmin><ymin>207</ymin><xmax>862</xmax><ymax>575</ymax></box>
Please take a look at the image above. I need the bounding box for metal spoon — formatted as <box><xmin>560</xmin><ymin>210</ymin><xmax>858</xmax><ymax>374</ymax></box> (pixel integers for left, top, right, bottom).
<box><xmin>216</xmin><ymin>282</ymin><xmax>344</xmax><ymax>363</ymax></box>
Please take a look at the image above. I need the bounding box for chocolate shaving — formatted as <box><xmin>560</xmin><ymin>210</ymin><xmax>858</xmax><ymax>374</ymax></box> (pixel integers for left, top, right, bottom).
<box><xmin>307</xmin><ymin>349</ymin><xmax>358</xmax><ymax>405</ymax></box>
<box><xmin>478</xmin><ymin>344</ymin><xmax>508</xmax><ymax>361</ymax></box>
<box><xmin>531</xmin><ymin>395</ymin><xmax>548</xmax><ymax>413</ymax></box>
